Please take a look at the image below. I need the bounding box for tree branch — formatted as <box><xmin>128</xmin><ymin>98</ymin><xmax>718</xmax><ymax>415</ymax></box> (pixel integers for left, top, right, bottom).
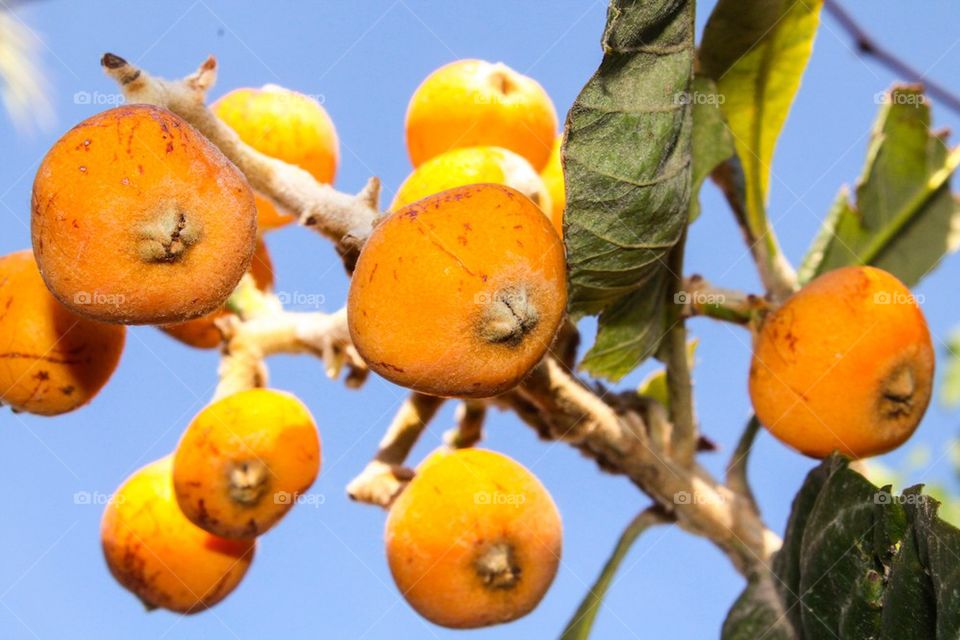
<box><xmin>824</xmin><ymin>0</ymin><xmax>960</xmax><ymax>116</ymax></box>
<box><xmin>679</xmin><ymin>276</ymin><xmax>767</xmax><ymax>325</ymax></box>
<box><xmin>100</xmin><ymin>53</ymin><xmax>381</xmax><ymax>270</ymax></box>
<box><xmin>346</xmin><ymin>392</ymin><xmax>445</xmax><ymax>506</ymax></box>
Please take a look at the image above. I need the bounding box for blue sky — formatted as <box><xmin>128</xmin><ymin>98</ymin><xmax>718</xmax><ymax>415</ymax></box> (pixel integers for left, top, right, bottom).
<box><xmin>1</xmin><ymin>1</ymin><xmax>959</xmax><ymax>638</ymax></box>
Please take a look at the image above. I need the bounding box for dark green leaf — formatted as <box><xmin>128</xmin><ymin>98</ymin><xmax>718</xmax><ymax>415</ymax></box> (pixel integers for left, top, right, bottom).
<box><xmin>563</xmin><ymin>0</ymin><xmax>694</xmax><ymax>379</ymax></box>
<box><xmin>723</xmin><ymin>455</ymin><xmax>960</xmax><ymax>640</ymax></box>
<box><xmin>799</xmin><ymin>85</ymin><xmax>960</xmax><ymax>286</ymax></box>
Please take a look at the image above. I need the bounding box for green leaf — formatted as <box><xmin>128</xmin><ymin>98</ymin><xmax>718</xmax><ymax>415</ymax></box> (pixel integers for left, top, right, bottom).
<box><xmin>578</xmin><ymin>272</ymin><xmax>669</xmax><ymax>380</ymax></box>
<box><xmin>560</xmin><ymin>510</ymin><xmax>667</xmax><ymax>640</ymax></box>
<box><xmin>688</xmin><ymin>74</ymin><xmax>735</xmax><ymax>221</ymax></box>
<box><xmin>563</xmin><ymin>0</ymin><xmax>694</xmax><ymax>379</ymax></box>
<box><xmin>722</xmin><ymin>455</ymin><xmax>960</xmax><ymax>640</ymax></box>
<box><xmin>700</xmin><ymin>0</ymin><xmax>823</xmax><ymax>256</ymax></box>
<box><xmin>799</xmin><ymin>85</ymin><xmax>960</xmax><ymax>286</ymax></box>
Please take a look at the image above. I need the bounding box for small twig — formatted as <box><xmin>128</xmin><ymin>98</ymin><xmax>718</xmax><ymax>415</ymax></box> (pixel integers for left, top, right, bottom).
<box><xmin>824</xmin><ymin>0</ymin><xmax>960</xmax><ymax>116</ymax></box>
<box><xmin>679</xmin><ymin>276</ymin><xmax>768</xmax><ymax>325</ymax></box>
<box><xmin>445</xmin><ymin>400</ymin><xmax>487</xmax><ymax>448</ymax></box>
<box><xmin>663</xmin><ymin>230</ymin><xmax>697</xmax><ymax>467</ymax></box>
<box><xmin>214</xmin><ymin>300</ymin><xmax>365</xmax><ymax>400</ymax></box>
<box><xmin>347</xmin><ymin>393</ymin><xmax>445</xmax><ymax>507</ymax></box>
<box><xmin>100</xmin><ymin>53</ymin><xmax>381</xmax><ymax>269</ymax></box>
<box><xmin>726</xmin><ymin>416</ymin><xmax>762</xmax><ymax>512</ymax></box>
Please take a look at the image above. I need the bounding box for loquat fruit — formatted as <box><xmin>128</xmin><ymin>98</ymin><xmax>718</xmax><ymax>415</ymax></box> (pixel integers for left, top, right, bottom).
<box><xmin>159</xmin><ymin>237</ymin><xmax>275</xmax><ymax>349</ymax></box>
<box><xmin>749</xmin><ymin>266</ymin><xmax>934</xmax><ymax>459</ymax></box>
<box><xmin>405</xmin><ymin>59</ymin><xmax>557</xmax><ymax>171</ymax></box>
<box><xmin>385</xmin><ymin>447</ymin><xmax>562</xmax><ymax>629</ymax></box>
<box><xmin>390</xmin><ymin>146</ymin><xmax>555</xmax><ymax>232</ymax></box>
<box><xmin>173</xmin><ymin>389</ymin><xmax>321</xmax><ymax>539</ymax></box>
<box><xmin>31</xmin><ymin>104</ymin><xmax>257</xmax><ymax>325</ymax></box>
<box><xmin>348</xmin><ymin>183</ymin><xmax>567</xmax><ymax>398</ymax></box>
<box><xmin>214</xmin><ymin>85</ymin><xmax>339</xmax><ymax>231</ymax></box>
<box><xmin>101</xmin><ymin>455</ymin><xmax>255</xmax><ymax>613</ymax></box>
<box><xmin>0</xmin><ymin>249</ymin><xmax>125</xmax><ymax>416</ymax></box>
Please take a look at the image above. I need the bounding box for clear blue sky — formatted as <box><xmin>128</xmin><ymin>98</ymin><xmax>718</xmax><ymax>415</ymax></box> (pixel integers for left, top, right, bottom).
<box><xmin>2</xmin><ymin>2</ymin><xmax>959</xmax><ymax>638</ymax></box>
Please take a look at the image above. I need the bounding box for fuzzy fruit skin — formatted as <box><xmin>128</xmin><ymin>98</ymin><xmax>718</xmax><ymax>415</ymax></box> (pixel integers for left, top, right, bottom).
<box><xmin>101</xmin><ymin>456</ymin><xmax>255</xmax><ymax>613</ymax></box>
<box><xmin>540</xmin><ymin>135</ymin><xmax>565</xmax><ymax>234</ymax></box>
<box><xmin>749</xmin><ymin>266</ymin><xmax>934</xmax><ymax>459</ymax></box>
<box><xmin>405</xmin><ymin>60</ymin><xmax>557</xmax><ymax>171</ymax></box>
<box><xmin>390</xmin><ymin>146</ymin><xmax>555</xmax><ymax>231</ymax></box>
<box><xmin>348</xmin><ymin>184</ymin><xmax>567</xmax><ymax>398</ymax></box>
<box><xmin>160</xmin><ymin>237</ymin><xmax>275</xmax><ymax>349</ymax></box>
<box><xmin>0</xmin><ymin>250</ymin><xmax>125</xmax><ymax>416</ymax></box>
<box><xmin>214</xmin><ymin>85</ymin><xmax>339</xmax><ymax>231</ymax></box>
<box><xmin>385</xmin><ymin>448</ymin><xmax>562</xmax><ymax>629</ymax></box>
<box><xmin>173</xmin><ymin>389</ymin><xmax>321</xmax><ymax>539</ymax></box>
<box><xmin>31</xmin><ymin>104</ymin><xmax>257</xmax><ymax>325</ymax></box>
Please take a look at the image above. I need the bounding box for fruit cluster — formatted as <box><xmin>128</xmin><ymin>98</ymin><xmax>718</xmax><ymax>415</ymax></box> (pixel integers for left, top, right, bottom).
<box><xmin>5</xmin><ymin>57</ymin><xmax>568</xmax><ymax>626</ymax></box>
<box><xmin>3</xmin><ymin>49</ymin><xmax>937</xmax><ymax>631</ymax></box>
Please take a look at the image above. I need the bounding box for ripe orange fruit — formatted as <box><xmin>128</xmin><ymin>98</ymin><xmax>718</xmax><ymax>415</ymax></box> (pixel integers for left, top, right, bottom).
<box><xmin>749</xmin><ymin>266</ymin><xmax>934</xmax><ymax>458</ymax></box>
<box><xmin>173</xmin><ymin>389</ymin><xmax>321</xmax><ymax>539</ymax></box>
<box><xmin>390</xmin><ymin>146</ymin><xmax>554</xmax><ymax>229</ymax></box>
<box><xmin>214</xmin><ymin>85</ymin><xmax>339</xmax><ymax>231</ymax></box>
<box><xmin>101</xmin><ymin>456</ymin><xmax>255</xmax><ymax>613</ymax></box>
<box><xmin>348</xmin><ymin>184</ymin><xmax>567</xmax><ymax>398</ymax></box>
<box><xmin>0</xmin><ymin>249</ymin><xmax>125</xmax><ymax>416</ymax></box>
<box><xmin>539</xmin><ymin>134</ymin><xmax>565</xmax><ymax>234</ymax></box>
<box><xmin>160</xmin><ymin>237</ymin><xmax>275</xmax><ymax>349</ymax></box>
<box><xmin>32</xmin><ymin>104</ymin><xmax>257</xmax><ymax>324</ymax></box>
<box><xmin>405</xmin><ymin>60</ymin><xmax>557</xmax><ymax>171</ymax></box>
<box><xmin>385</xmin><ymin>447</ymin><xmax>562</xmax><ymax>628</ymax></box>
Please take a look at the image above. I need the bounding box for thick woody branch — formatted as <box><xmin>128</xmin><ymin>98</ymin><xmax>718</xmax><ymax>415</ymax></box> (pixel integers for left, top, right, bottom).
<box><xmin>347</xmin><ymin>393</ymin><xmax>445</xmax><ymax>506</ymax></box>
<box><xmin>515</xmin><ymin>357</ymin><xmax>780</xmax><ymax>576</ymax></box>
<box><xmin>100</xmin><ymin>53</ymin><xmax>381</xmax><ymax>268</ymax></box>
